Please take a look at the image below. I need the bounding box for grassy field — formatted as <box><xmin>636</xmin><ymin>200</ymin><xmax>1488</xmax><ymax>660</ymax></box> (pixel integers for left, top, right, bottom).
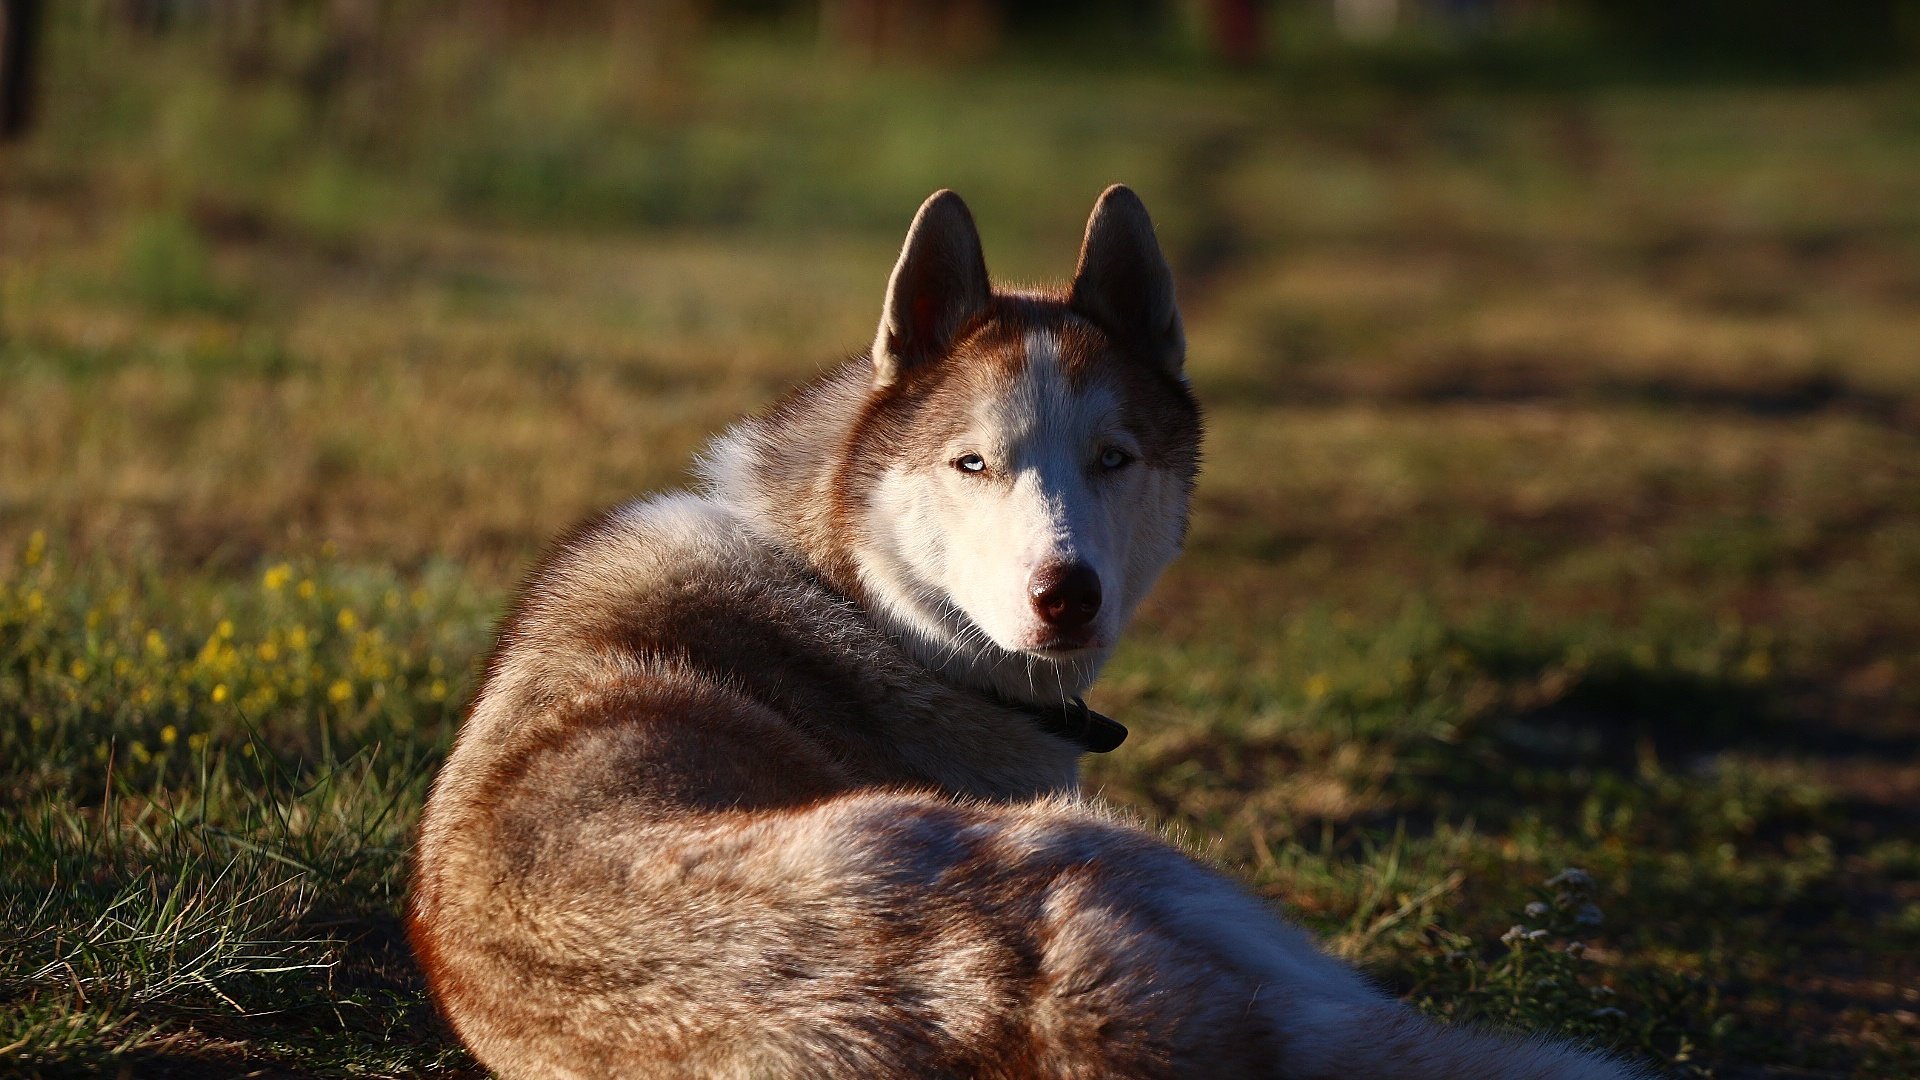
<box><xmin>5</xmin><ymin>15</ymin><xmax>1920</xmax><ymax>1078</ymax></box>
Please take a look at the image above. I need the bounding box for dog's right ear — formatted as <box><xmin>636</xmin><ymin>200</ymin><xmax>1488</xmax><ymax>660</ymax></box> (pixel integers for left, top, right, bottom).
<box><xmin>872</xmin><ymin>190</ymin><xmax>992</xmax><ymax>388</ymax></box>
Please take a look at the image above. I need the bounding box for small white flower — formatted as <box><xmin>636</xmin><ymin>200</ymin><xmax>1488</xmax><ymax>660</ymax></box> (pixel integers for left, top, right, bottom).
<box><xmin>1526</xmin><ymin>929</ymin><xmax>1551</xmax><ymax>942</ymax></box>
<box><xmin>1500</xmin><ymin>925</ymin><xmax>1528</xmax><ymax>944</ymax></box>
<box><xmin>1548</xmin><ymin>868</ymin><xmax>1595</xmax><ymax>889</ymax></box>
<box><xmin>1525</xmin><ymin>901</ymin><xmax>1549</xmax><ymax>918</ymax></box>
<box><xmin>1565</xmin><ymin>942</ymin><xmax>1587</xmax><ymax>958</ymax></box>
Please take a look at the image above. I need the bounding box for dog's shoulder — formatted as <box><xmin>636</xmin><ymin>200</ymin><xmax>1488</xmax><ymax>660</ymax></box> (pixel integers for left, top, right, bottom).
<box><xmin>467</xmin><ymin>490</ymin><xmax>823</xmax><ymax>724</ymax></box>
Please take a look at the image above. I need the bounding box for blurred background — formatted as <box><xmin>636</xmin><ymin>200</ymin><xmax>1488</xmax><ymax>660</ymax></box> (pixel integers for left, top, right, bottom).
<box><xmin>2</xmin><ymin>2</ymin><xmax>1919</xmax><ymax>1077</ymax></box>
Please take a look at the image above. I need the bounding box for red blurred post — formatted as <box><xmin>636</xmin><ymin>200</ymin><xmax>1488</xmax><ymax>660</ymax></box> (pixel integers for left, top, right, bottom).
<box><xmin>1208</xmin><ymin>0</ymin><xmax>1265</xmax><ymax>66</ymax></box>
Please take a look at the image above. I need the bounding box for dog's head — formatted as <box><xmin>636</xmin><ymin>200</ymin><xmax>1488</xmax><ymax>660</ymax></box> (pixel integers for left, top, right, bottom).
<box><xmin>843</xmin><ymin>187</ymin><xmax>1202</xmax><ymax>694</ymax></box>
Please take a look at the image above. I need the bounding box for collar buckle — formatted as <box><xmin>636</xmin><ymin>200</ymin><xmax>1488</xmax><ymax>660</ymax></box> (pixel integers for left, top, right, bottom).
<box><xmin>1025</xmin><ymin>696</ymin><xmax>1128</xmax><ymax>754</ymax></box>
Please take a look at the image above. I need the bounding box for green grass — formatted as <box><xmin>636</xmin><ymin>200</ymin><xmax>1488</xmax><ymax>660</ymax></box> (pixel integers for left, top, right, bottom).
<box><xmin>1</xmin><ymin>551</ymin><xmax>478</xmax><ymax>1075</ymax></box>
<box><xmin>4</xmin><ymin>12</ymin><xmax>1920</xmax><ymax>1078</ymax></box>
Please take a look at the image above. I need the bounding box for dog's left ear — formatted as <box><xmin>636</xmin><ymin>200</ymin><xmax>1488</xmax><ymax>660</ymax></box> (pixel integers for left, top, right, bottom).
<box><xmin>1069</xmin><ymin>184</ymin><xmax>1185</xmax><ymax>376</ymax></box>
<box><xmin>872</xmin><ymin>190</ymin><xmax>993</xmax><ymax>388</ymax></box>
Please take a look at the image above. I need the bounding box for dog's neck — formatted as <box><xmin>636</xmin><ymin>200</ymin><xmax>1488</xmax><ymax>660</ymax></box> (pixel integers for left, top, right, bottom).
<box><xmin>696</xmin><ymin>361</ymin><xmax>1102</xmax><ymax>707</ymax></box>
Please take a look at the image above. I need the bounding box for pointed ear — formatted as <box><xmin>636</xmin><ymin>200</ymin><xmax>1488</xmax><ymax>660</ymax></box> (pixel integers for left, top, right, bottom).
<box><xmin>872</xmin><ymin>190</ymin><xmax>992</xmax><ymax>388</ymax></box>
<box><xmin>1069</xmin><ymin>184</ymin><xmax>1184</xmax><ymax>375</ymax></box>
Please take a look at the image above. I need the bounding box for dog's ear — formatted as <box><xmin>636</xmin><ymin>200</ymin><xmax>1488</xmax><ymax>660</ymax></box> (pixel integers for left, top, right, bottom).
<box><xmin>1069</xmin><ymin>184</ymin><xmax>1184</xmax><ymax>376</ymax></box>
<box><xmin>872</xmin><ymin>190</ymin><xmax>992</xmax><ymax>388</ymax></box>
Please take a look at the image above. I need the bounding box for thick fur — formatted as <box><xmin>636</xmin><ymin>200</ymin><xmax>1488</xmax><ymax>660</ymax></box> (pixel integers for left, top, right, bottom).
<box><xmin>410</xmin><ymin>187</ymin><xmax>1645</xmax><ymax>1079</ymax></box>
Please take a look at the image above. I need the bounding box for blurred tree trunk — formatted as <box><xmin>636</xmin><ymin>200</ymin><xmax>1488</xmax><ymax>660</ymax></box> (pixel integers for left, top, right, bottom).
<box><xmin>820</xmin><ymin>0</ymin><xmax>1002</xmax><ymax>64</ymax></box>
<box><xmin>1</xmin><ymin>0</ymin><xmax>42</xmax><ymax>141</ymax></box>
<box><xmin>611</xmin><ymin>0</ymin><xmax>708</xmax><ymax>107</ymax></box>
<box><xmin>116</xmin><ymin>0</ymin><xmax>170</xmax><ymax>34</ymax></box>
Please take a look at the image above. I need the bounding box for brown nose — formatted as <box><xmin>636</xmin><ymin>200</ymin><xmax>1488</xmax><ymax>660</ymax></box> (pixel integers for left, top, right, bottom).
<box><xmin>1029</xmin><ymin>562</ymin><xmax>1102</xmax><ymax>630</ymax></box>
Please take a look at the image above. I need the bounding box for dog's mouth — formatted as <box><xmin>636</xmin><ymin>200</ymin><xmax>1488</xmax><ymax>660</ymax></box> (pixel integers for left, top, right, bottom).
<box><xmin>1026</xmin><ymin>633</ymin><xmax>1100</xmax><ymax>657</ymax></box>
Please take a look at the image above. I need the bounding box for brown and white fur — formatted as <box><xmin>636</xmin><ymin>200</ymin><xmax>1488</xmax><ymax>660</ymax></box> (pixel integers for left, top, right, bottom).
<box><xmin>409</xmin><ymin>187</ymin><xmax>1645</xmax><ymax>1079</ymax></box>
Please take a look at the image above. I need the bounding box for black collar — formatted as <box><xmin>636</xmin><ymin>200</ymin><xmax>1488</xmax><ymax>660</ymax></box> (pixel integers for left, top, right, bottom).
<box><xmin>1006</xmin><ymin>696</ymin><xmax>1128</xmax><ymax>754</ymax></box>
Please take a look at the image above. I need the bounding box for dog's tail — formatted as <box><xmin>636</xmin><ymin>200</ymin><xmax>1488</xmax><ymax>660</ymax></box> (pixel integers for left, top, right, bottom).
<box><xmin>415</xmin><ymin>777</ymin><xmax>1643</xmax><ymax>1079</ymax></box>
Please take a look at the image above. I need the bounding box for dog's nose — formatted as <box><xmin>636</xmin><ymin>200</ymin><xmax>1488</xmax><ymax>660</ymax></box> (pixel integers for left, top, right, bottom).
<box><xmin>1029</xmin><ymin>562</ymin><xmax>1102</xmax><ymax>630</ymax></box>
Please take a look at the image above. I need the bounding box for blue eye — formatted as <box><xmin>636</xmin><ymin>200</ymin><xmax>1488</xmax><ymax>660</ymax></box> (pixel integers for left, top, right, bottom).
<box><xmin>955</xmin><ymin>453</ymin><xmax>987</xmax><ymax>474</ymax></box>
<box><xmin>1099</xmin><ymin>447</ymin><xmax>1135</xmax><ymax>470</ymax></box>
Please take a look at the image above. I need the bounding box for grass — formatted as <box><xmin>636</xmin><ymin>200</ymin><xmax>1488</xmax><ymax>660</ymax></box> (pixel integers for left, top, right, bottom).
<box><xmin>4</xmin><ymin>12</ymin><xmax>1920</xmax><ymax>1078</ymax></box>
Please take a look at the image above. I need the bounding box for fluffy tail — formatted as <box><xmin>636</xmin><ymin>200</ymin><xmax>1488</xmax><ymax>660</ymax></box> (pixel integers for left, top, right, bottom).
<box><xmin>415</xmin><ymin>787</ymin><xmax>1643</xmax><ymax>1080</ymax></box>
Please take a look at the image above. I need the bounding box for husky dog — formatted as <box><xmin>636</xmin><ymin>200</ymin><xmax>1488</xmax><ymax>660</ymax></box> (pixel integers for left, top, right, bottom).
<box><xmin>410</xmin><ymin>187</ymin><xmax>1641</xmax><ymax>1079</ymax></box>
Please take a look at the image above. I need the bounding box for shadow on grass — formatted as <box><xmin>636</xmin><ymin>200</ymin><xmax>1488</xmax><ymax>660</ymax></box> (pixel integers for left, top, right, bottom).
<box><xmin>1399</xmin><ymin>643</ymin><xmax>1919</xmax><ymax>834</ymax></box>
<box><xmin>57</xmin><ymin>910</ymin><xmax>473</xmax><ymax>1080</ymax></box>
<box><xmin>1201</xmin><ymin>364</ymin><xmax>1920</xmax><ymax>435</ymax></box>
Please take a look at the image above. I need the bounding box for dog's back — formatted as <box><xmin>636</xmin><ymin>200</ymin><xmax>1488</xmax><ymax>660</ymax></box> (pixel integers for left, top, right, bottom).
<box><xmin>410</xmin><ymin>188</ymin><xmax>1641</xmax><ymax>1079</ymax></box>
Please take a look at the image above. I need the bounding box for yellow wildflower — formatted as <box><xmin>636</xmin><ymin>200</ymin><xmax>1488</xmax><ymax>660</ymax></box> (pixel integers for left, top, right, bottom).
<box><xmin>262</xmin><ymin>563</ymin><xmax>293</xmax><ymax>592</ymax></box>
<box><xmin>337</xmin><ymin>608</ymin><xmax>358</xmax><ymax>631</ymax></box>
<box><xmin>1305</xmin><ymin>673</ymin><xmax>1332</xmax><ymax>702</ymax></box>
<box><xmin>188</xmin><ymin>733</ymin><xmax>209</xmax><ymax>752</ymax></box>
<box><xmin>297</xmin><ymin>579</ymin><xmax>317</xmax><ymax>600</ymax></box>
<box><xmin>328</xmin><ymin>679</ymin><xmax>354</xmax><ymax>704</ymax></box>
<box><xmin>211</xmin><ymin>684</ymin><xmax>230</xmax><ymax>704</ymax></box>
<box><xmin>23</xmin><ymin>529</ymin><xmax>46</xmax><ymax>566</ymax></box>
<box><xmin>69</xmin><ymin>659</ymin><xmax>89</xmax><ymax>680</ymax></box>
<box><xmin>160</xmin><ymin>725</ymin><xmax>178</xmax><ymax>746</ymax></box>
<box><xmin>145</xmin><ymin>629</ymin><xmax>167</xmax><ymax>657</ymax></box>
